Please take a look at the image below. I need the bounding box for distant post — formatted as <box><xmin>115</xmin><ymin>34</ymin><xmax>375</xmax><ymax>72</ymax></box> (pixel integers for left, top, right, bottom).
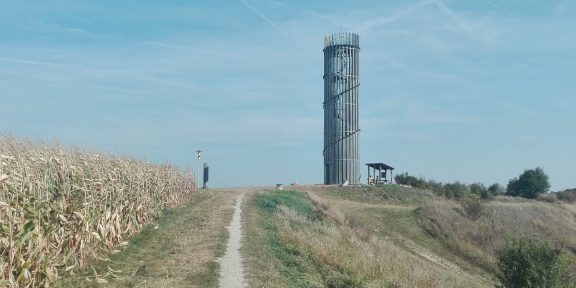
<box><xmin>203</xmin><ymin>163</ymin><xmax>209</xmax><ymax>189</ymax></box>
<box><xmin>196</xmin><ymin>150</ymin><xmax>201</xmax><ymax>188</ymax></box>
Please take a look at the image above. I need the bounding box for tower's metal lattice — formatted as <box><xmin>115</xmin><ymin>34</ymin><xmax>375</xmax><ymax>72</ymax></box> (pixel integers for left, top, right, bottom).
<box><xmin>323</xmin><ymin>33</ymin><xmax>360</xmax><ymax>185</ymax></box>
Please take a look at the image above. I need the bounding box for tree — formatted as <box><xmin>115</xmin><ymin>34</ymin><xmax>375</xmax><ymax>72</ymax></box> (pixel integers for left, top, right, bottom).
<box><xmin>496</xmin><ymin>237</ymin><xmax>563</xmax><ymax>288</ymax></box>
<box><xmin>506</xmin><ymin>168</ymin><xmax>550</xmax><ymax>199</ymax></box>
<box><xmin>488</xmin><ymin>183</ymin><xmax>504</xmax><ymax>196</ymax></box>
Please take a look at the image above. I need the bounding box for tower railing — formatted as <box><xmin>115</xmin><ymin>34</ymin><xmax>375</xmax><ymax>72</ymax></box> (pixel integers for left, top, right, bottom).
<box><xmin>324</xmin><ymin>32</ymin><xmax>360</xmax><ymax>49</ymax></box>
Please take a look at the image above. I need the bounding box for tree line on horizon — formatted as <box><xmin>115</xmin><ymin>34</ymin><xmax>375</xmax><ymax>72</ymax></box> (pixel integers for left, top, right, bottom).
<box><xmin>392</xmin><ymin>167</ymin><xmax>573</xmax><ymax>201</ymax></box>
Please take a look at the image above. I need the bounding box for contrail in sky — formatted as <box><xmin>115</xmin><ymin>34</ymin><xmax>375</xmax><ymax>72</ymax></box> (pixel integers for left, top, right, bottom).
<box><xmin>482</xmin><ymin>0</ymin><xmax>502</xmax><ymax>10</ymax></box>
<box><xmin>433</xmin><ymin>0</ymin><xmax>473</xmax><ymax>31</ymax></box>
<box><xmin>355</xmin><ymin>0</ymin><xmax>435</xmax><ymax>33</ymax></box>
<box><xmin>238</xmin><ymin>0</ymin><xmax>281</xmax><ymax>31</ymax></box>
<box><xmin>432</xmin><ymin>0</ymin><xmax>497</xmax><ymax>46</ymax></box>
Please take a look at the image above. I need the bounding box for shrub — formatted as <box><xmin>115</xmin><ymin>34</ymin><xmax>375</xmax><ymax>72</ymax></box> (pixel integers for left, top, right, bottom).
<box><xmin>394</xmin><ymin>173</ymin><xmax>426</xmax><ymax>188</ymax></box>
<box><xmin>506</xmin><ymin>168</ymin><xmax>550</xmax><ymax>199</ymax></box>
<box><xmin>470</xmin><ymin>183</ymin><xmax>490</xmax><ymax>200</ymax></box>
<box><xmin>496</xmin><ymin>236</ymin><xmax>564</xmax><ymax>288</ymax></box>
<box><xmin>443</xmin><ymin>182</ymin><xmax>469</xmax><ymax>199</ymax></box>
<box><xmin>555</xmin><ymin>189</ymin><xmax>576</xmax><ymax>204</ymax></box>
<box><xmin>394</xmin><ymin>173</ymin><xmax>499</xmax><ymax>201</ymax></box>
<box><xmin>461</xmin><ymin>194</ymin><xmax>484</xmax><ymax>220</ymax></box>
<box><xmin>537</xmin><ymin>193</ymin><xmax>558</xmax><ymax>203</ymax></box>
<box><xmin>426</xmin><ymin>180</ymin><xmax>444</xmax><ymax>193</ymax></box>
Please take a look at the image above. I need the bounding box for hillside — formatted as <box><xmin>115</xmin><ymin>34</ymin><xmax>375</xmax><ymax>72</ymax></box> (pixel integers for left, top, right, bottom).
<box><xmin>243</xmin><ymin>185</ymin><xmax>576</xmax><ymax>287</ymax></box>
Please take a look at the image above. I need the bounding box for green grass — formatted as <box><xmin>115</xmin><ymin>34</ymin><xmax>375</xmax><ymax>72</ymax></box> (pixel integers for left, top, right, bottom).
<box><xmin>359</xmin><ymin>206</ymin><xmax>426</xmax><ymax>242</ymax></box>
<box><xmin>57</xmin><ymin>206</ymin><xmax>188</xmax><ymax>287</ymax></box>
<box><xmin>256</xmin><ymin>190</ymin><xmax>321</xmax><ymax>221</ymax></box>
<box><xmin>184</xmin><ymin>261</ymin><xmax>220</xmax><ymax>286</ymax></box>
<box><xmin>253</xmin><ymin>190</ymin><xmax>363</xmax><ymax>287</ymax></box>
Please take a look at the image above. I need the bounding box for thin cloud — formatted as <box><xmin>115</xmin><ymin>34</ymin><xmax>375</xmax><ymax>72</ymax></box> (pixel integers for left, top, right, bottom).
<box><xmin>482</xmin><ymin>0</ymin><xmax>502</xmax><ymax>11</ymax></box>
<box><xmin>355</xmin><ymin>0</ymin><xmax>435</xmax><ymax>33</ymax></box>
<box><xmin>432</xmin><ymin>0</ymin><xmax>498</xmax><ymax>45</ymax></box>
<box><xmin>238</xmin><ymin>0</ymin><xmax>281</xmax><ymax>31</ymax></box>
<box><xmin>268</xmin><ymin>0</ymin><xmax>335</xmax><ymax>23</ymax></box>
<box><xmin>353</xmin><ymin>0</ymin><xmax>497</xmax><ymax>47</ymax></box>
<box><xmin>0</xmin><ymin>57</ymin><xmax>61</xmax><ymax>67</ymax></box>
<box><xmin>433</xmin><ymin>0</ymin><xmax>475</xmax><ymax>32</ymax></box>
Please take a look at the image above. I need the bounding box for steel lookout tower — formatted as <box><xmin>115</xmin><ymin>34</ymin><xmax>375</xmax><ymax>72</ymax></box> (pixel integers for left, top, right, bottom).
<box><xmin>323</xmin><ymin>32</ymin><xmax>360</xmax><ymax>185</ymax></box>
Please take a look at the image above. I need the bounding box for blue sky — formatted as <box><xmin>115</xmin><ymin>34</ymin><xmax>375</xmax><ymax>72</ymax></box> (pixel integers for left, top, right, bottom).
<box><xmin>1</xmin><ymin>0</ymin><xmax>574</xmax><ymax>190</ymax></box>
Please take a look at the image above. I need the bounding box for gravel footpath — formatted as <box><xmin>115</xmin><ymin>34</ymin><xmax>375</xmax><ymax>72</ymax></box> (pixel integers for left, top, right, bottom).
<box><xmin>218</xmin><ymin>193</ymin><xmax>246</xmax><ymax>288</ymax></box>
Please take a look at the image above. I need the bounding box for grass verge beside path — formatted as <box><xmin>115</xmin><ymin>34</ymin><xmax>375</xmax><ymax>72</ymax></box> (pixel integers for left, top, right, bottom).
<box><xmin>243</xmin><ymin>190</ymin><xmax>349</xmax><ymax>287</ymax></box>
<box><xmin>243</xmin><ymin>189</ymin><xmax>489</xmax><ymax>288</ymax></box>
<box><xmin>56</xmin><ymin>189</ymin><xmax>238</xmax><ymax>288</ymax></box>
<box><xmin>242</xmin><ymin>190</ymin><xmax>292</xmax><ymax>287</ymax></box>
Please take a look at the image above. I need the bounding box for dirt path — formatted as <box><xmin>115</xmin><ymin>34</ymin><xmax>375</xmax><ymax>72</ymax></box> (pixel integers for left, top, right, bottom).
<box><xmin>218</xmin><ymin>193</ymin><xmax>246</xmax><ymax>288</ymax></box>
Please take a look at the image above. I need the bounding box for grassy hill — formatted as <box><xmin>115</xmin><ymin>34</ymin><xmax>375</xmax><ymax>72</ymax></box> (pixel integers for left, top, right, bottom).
<box><xmin>3</xmin><ymin>136</ymin><xmax>574</xmax><ymax>287</ymax></box>
<box><xmin>243</xmin><ymin>185</ymin><xmax>576</xmax><ymax>287</ymax></box>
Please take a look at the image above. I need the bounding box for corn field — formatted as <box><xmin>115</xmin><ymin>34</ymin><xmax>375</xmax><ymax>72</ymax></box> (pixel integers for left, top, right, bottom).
<box><xmin>0</xmin><ymin>137</ymin><xmax>196</xmax><ymax>287</ymax></box>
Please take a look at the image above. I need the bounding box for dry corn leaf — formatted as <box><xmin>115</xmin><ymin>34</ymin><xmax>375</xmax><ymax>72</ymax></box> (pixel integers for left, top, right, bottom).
<box><xmin>0</xmin><ymin>154</ymin><xmax>15</xmax><ymax>160</ymax></box>
<box><xmin>108</xmin><ymin>266</ymin><xmax>122</xmax><ymax>273</ymax></box>
<box><xmin>0</xmin><ymin>174</ymin><xmax>8</xmax><ymax>182</ymax></box>
<box><xmin>58</xmin><ymin>215</ymin><xmax>68</xmax><ymax>222</ymax></box>
<box><xmin>91</xmin><ymin>232</ymin><xmax>102</xmax><ymax>242</ymax></box>
<box><xmin>73</xmin><ymin>211</ymin><xmax>84</xmax><ymax>220</ymax></box>
<box><xmin>95</xmin><ymin>278</ymin><xmax>108</xmax><ymax>284</ymax></box>
<box><xmin>64</xmin><ymin>265</ymin><xmax>76</xmax><ymax>272</ymax></box>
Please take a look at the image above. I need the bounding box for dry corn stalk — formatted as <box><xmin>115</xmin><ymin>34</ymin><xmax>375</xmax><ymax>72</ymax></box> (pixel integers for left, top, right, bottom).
<box><xmin>0</xmin><ymin>137</ymin><xmax>196</xmax><ymax>287</ymax></box>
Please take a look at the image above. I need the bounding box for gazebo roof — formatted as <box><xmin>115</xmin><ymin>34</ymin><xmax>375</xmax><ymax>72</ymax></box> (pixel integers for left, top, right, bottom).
<box><xmin>366</xmin><ymin>163</ymin><xmax>394</xmax><ymax>170</ymax></box>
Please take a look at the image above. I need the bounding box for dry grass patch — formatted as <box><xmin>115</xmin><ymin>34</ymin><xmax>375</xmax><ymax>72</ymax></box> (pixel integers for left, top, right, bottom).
<box><xmin>244</xmin><ymin>189</ymin><xmax>489</xmax><ymax>287</ymax></box>
<box><xmin>302</xmin><ymin>185</ymin><xmax>576</xmax><ymax>282</ymax></box>
<box><xmin>296</xmin><ymin>185</ymin><xmax>434</xmax><ymax>206</ymax></box>
<box><xmin>306</xmin><ymin>191</ymin><xmax>490</xmax><ymax>287</ymax></box>
<box><xmin>418</xmin><ymin>197</ymin><xmax>576</xmax><ymax>276</ymax></box>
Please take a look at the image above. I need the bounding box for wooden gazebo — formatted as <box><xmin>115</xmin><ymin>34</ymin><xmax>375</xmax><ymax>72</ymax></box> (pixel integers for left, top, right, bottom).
<box><xmin>366</xmin><ymin>163</ymin><xmax>394</xmax><ymax>185</ymax></box>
